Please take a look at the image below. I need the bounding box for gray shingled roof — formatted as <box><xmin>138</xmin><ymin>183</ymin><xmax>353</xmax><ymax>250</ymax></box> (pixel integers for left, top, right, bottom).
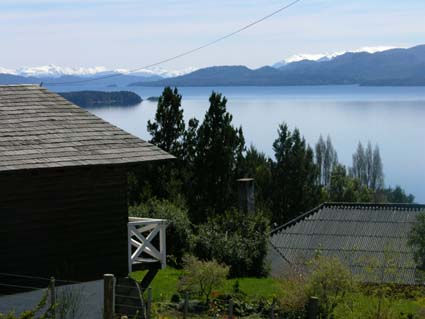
<box><xmin>269</xmin><ymin>203</ymin><xmax>425</xmax><ymax>285</ymax></box>
<box><xmin>0</xmin><ymin>85</ymin><xmax>173</xmax><ymax>172</ymax></box>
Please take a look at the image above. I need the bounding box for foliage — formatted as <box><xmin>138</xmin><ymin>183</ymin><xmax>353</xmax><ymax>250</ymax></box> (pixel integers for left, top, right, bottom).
<box><xmin>333</xmin><ymin>292</ymin><xmax>420</xmax><ymax>319</ymax></box>
<box><xmin>277</xmin><ymin>256</ymin><xmax>358</xmax><ymax>319</ymax></box>
<box><xmin>378</xmin><ymin>185</ymin><xmax>415</xmax><ymax>203</ymax></box>
<box><xmin>238</xmin><ymin>145</ymin><xmax>273</xmax><ymax>214</ymax></box>
<box><xmin>350</xmin><ymin>141</ymin><xmax>384</xmax><ymax>190</ymax></box>
<box><xmin>178</xmin><ymin>255</ymin><xmax>229</xmax><ymax>303</ymax></box>
<box><xmin>327</xmin><ymin>164</ymin><xmax>374</xmax><ymax>202</ymax></box>
<box><xmin>277</xmin><ymin>271</ymin><xmax>309</xmax><ymax>318</ymax></box>
<box><xmin>194</xmin><ymin>208</ymin><xmax>270</xmax><ymax>277</ymax></box>
<box><xmin>147</xmin><ymin>87</ymin><xmax>185</xmax><ymax>157</ymax></box>
<box><xmin>131</xmin><ymin>266</ymin><xmax>279</xmax><ymax>303</ymax></box>
<box><xmin>271</xmin><ymin>123</ymin><xmax>320</xmax><ymax>224</ymax></box>
<box><xmin>306</xmin><ymin>256</ymin><xmax>358</xmax><ymax>317</ymax></box>
<box><xmin>59</xmin><ymin>90</ymin><xmax>142</xmax><ymax>107</ymax></box>
<box><xmin>315</xmin><ymin>135</ymin><xmax>338</xmax><ymax>187</ymax></box>
<box><xmin>408</xmin><ymin>212</ymin><xmax>425</xmax><ymax>271</ymax></box>
<box><xmin>190</xmin><ymin>92</ymin><xmax>245</xmax><ymax>223</ymax></box>
<box><xmin>129</xmin><ymin>199</ymin><xmax>194</xmax><ymax>264</ymax></box>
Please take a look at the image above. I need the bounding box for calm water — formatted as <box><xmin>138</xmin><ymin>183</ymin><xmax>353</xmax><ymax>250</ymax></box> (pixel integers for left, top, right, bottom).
<box><xmin>48</xmin><ymin>85</ymin><xmax>425</xmax><ymax>202</ymax></box>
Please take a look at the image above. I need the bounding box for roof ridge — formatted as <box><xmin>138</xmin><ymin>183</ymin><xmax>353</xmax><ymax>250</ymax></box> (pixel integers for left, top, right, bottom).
<box><xmin>270</xmin><ymin>203</ymin><xmax>325</xmax><ymax>235</ymax></box>
<box><xmin>323</xmin><ymin>202</ymin><xmax>425</xmax><ymax>210</ymax></box>
<box><xmin>270</xmin><ymin>202</ymin><xmax>425</xmax><ymax>235</ymax></box>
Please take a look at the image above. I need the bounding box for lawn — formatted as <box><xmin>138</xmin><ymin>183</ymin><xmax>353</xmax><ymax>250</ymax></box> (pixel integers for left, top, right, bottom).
<box><xmin>131</xmin><ymin>267</ymin><xmax>280</xmax><ymax>302</ymax></box>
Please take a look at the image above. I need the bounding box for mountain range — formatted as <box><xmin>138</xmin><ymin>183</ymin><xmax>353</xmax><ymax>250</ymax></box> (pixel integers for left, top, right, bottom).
<box><xmin>132</xmin><ymin>45</ymin><xmax>425</xmax><ymax>87</ymax></box>
<box><xmin>1</xmin><ymin>45</ymin><xmax>425</xmax><ymax>87</ymax></box>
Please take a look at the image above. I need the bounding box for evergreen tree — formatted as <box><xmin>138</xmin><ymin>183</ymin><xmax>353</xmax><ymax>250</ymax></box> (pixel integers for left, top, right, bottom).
<box><xmin>147</xmin><ymin>87</ymin><xmax>185</xmax><ymax>156</ymax></box>
<box><xmin>129</xmin><ymin>87</ymin><xmax>186</xmax><ymax>205</ymax></box>
<box><xmin>190</xmin><ymin>92</ymin><xmax>245</xmax><ymax>222</ymax></box>
<box><xmin>271</xmin><ymin>123</ymin><xmax>320</xmax><ymax>225</ymax></box>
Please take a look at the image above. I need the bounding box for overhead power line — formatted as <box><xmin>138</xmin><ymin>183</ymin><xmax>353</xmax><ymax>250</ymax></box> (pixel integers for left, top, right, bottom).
<box><xmin>46</xmin><ymin>0</ymin><xmax>302</xmax><ymax>86</ymax></box>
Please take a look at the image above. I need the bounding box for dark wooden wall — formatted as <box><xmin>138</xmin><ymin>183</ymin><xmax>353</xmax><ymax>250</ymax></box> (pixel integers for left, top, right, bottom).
<box><xmin>0</xmin><ymin>165</ymin><xmax>129</xmax><ymax>285</ymax></box>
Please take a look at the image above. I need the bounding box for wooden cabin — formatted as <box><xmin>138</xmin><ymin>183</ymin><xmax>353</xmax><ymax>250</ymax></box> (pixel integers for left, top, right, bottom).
<box><xmin>0</xmin><ymin>85</ymin><xmax>173</xmax><ymax>287</ymax></box>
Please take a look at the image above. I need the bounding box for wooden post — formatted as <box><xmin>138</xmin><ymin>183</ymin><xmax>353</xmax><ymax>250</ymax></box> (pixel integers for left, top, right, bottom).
<box><xmin>49</xmin><ymin>277</ymin><xmax>56</xmax><ymax>319</ymax></box>
<box><xmin>228</xmin><ymin>299</ymin><xmax>233</xmax><ymax>319</ymax></box>
<box><xmin>146</xmin><ymin>287</ymin><xmax>152</xmax><ymax>319</ymax></box>
<box><xmin>270</xmin><ymin>298</ymin><xmax>275</xmax><ymax>319</ymax></box>
<box><xmin>104</xmin><ymin>274</ymin><xmax>115</xmax><ymax>319</ymax></box>
<box><xmin>159</xmin><ymin>223</ymin><xmax>167</xmax><ymax>269</ymax></box>
<box><xmin>183</xmin><ymin>292</ymin><xmax>189</xmax><ymax>319</ymax></box>
<box><xmin>307</xmin><ymin>296</ymin><xmax>319</xmax><ymax>319</ymax></box>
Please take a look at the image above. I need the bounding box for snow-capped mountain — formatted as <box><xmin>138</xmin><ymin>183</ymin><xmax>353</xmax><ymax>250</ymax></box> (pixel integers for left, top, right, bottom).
<box><xmin>0</xmin><ymin>64</ymin><xmax>196</xmax><ymax>79</ymax></box>
<box><xmin>272</xmin><ymin>46</ymin><xmax>398</xmax><ymax>68</ymax></box>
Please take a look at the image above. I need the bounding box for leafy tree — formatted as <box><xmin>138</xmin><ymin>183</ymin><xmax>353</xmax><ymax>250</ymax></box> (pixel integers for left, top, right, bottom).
<box><xmin>194</xmin><ymin>208</ymin><xmax>270</xmax><ymax>277</ymax></box>
<box><xmin>178</xmin><ymin>255</ymin><xmax>229</xmax><ymax>304</ymax></box>
<box><xmin>190</xmin><ymin>92</ymin><xmax>245</xmax><ymax>222</ymax></box>
<box><xmin>328</xmin><ymin>164</ymin><xmax>373</xmax><ymax>202</ymax></box>
<box><xmin>271</xmin><ymin>123</ymin><xmax>320</xmax><ymax>224</ymax></box>
<box><xmin>378</xmin><ymin>186</ymin><xmax>415</xmax><ymax>203</ymax></box>
<box><xmin>315</xmin><ymin>135</ymin><xmax>338</xmax><ymax>187</ymax></box>
<box><xmin>350</xmin><ymin>142</ymin><xmax>384</xmax><ymax>190</ymax></box>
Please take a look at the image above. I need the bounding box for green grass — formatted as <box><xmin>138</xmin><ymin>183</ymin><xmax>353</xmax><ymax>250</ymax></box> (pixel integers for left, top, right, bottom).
<box><xmin>131</xmin><ymin>267</ymin><xmax>279</xmax><ymax>302</ymax></box>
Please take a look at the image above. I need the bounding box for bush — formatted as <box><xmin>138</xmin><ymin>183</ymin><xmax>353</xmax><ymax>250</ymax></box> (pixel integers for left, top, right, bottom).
<box><xmin>194</xmin><ymin>208</ymin><xmax>270</xmax><ymax>277</ymax></box>
<box><xmin>129</xmin><ymin>199</ymin><xmax>194</xmax><ymax>265</ymax></box>
<box><xmin>178</xmin><ymin>255</ymin><xmax>229</xmax><ymax>303</ymax></box>
<box><xmin>306</xmin><ymin>256</ymin><xmax>358</xmax><ymax>317</ymax></box>
<box><xmin>277</xmin><ymin>256</ymin><xmax>358</xmax><ymax>319</ymax></box>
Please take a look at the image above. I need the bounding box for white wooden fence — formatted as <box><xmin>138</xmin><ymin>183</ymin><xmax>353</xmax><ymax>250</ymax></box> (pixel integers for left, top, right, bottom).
<box><xmin>127</xmin><ymin>217</ymin><xmax>168</xmax><ymax>273</ymax></box>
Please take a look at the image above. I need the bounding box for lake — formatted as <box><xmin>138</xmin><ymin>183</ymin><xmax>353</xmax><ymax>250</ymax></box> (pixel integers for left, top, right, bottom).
<box><xmin>47</xmin><ymin>85</ymin><xmax>425</xmax><ymax>203</ymax></box>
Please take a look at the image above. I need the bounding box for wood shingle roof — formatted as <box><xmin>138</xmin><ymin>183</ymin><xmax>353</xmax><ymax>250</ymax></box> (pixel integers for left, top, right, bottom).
<box><xmin>269</xmin><ymin>203</ymin><xmax>425</xmax><ymax>285</ymax></box>
<box><xmin>0</xmin><ymin>85</ymin><xmax>173</xmax><ymax>172</ymax></box>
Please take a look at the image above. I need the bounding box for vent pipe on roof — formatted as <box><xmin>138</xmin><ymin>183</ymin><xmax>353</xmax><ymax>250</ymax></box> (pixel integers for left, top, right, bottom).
<box><xmin>237</xmin><ymin>178</ymin><xmax>255</xmax><ymax>214</ymax></box>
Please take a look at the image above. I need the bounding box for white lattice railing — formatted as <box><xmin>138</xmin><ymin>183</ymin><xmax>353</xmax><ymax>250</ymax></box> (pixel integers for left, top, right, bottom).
<box><xmin>127</xmin><ymin>217</ymin><xmax>168</xmax><ymax>273</ymax></box>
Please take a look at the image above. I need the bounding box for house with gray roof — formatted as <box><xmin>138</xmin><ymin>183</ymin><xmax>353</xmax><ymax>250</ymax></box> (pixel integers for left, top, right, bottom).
<box><xmin>0</xmin><ymin>85</ymin><xmax>173</xmax><ymax>294</ymax></box>
<box><xmin>269</xmin><ymin>203</ymin><xmax>425</xmax><ymax>285</ymax></box>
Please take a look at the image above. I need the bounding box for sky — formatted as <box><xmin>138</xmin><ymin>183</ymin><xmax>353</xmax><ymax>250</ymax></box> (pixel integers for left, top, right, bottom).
<box><xmin>1</xmin><ymin>0</ymin><xmax>425</xmax><ymax>71</ymax></box>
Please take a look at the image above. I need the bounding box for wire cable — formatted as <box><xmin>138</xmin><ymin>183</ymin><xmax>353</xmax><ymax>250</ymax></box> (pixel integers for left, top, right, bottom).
<box><xmin>45</xmin><ymin>0</ymin><xmax>302</xmax><ymax>86</ymax></box>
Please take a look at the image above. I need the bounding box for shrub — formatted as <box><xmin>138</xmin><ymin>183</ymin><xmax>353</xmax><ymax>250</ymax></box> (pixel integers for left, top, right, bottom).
<box><xmin>178</xmin><ymin>255</ymin><xmax>229</xmax><ymax>303</ymax></box>
<box><xmin>277</xmin><ymin>256</ymin><xmax>357</xmax><ymax>319</ymax></box>
<box><xmin>194</xmin><ymin>208</ymin><xmax>270</xmax><ymax>277</ymax></box>
<box><xmin>277</xmin><ymin>272</ymin><xmax>309</xmax><ymax>317</ymax></box>
<box><xmin>306</xmin><ymin>256</ymin><xmax>358</xmax><ymax>317</ymax></box>
<box><xmin>129</xmin><ymin>199</ymin><xmax>194</xmax><ymax>265</ymax></box>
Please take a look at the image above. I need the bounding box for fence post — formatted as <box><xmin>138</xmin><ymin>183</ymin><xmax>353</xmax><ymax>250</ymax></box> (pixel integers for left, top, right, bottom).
<box><xmin>183</xmin><ymin>292</ymin><xmax>189</xmax><ymax>319</ymax></box>
<box><xmin>49</xmin><ymin>277</ymin><xmax>56</xmax><ymax>319</ymax></box>
<box><xmin>146</xmin><ymin>287</ymin><xmax>152</xmax><ymax>319</ymax></box>
<box><xmin>307</xmin><ymin>296</ymin><xmax>319</xmax><ymax>319</ymax></box>
<box><xmin>228</xmin><ymin>298</ymin><xmax>233</xmax><ymax>319</ymax></box>
<box><xmin>104</xmin><ymin>274</ymin><xmax>115</xmax><ymax>319</ymax></box>
<box><xmin>270</xmin><ymin>298</ymin><xmax>275</xmax><ymax>319</ymax></box>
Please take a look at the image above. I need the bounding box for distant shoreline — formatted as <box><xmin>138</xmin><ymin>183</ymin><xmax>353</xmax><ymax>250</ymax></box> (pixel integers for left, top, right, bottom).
<box><xmin>59</xmin><ymin>90</ymin><xmax>142</xmax><ymax>107</ymax></box>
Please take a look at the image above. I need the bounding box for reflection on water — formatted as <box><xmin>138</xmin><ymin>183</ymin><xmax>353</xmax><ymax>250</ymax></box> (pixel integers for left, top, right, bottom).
<box><xmin>49</xmin><ymin>85</ymin><xmax>425</xmax><ymax>202</ymax></box>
